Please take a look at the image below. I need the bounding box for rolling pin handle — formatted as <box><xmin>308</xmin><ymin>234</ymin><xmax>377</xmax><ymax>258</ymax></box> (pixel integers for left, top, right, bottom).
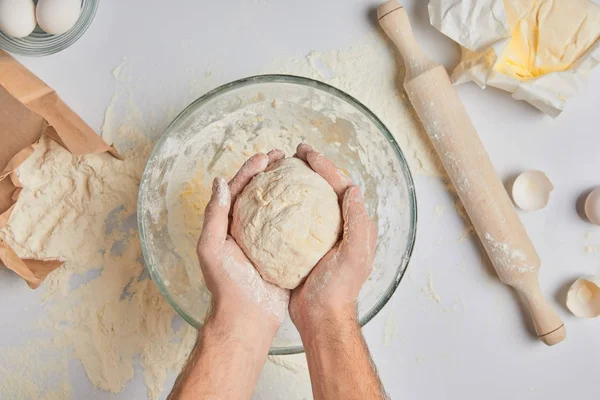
<box><xmin>518</xmin><ymin>280</ymin><xmax>567</xmax><ymax>346</ymax></box>
<box><xmin>377</xmin><ymin>1</ymin><xmax>439</xmax><ymax>80</ymax></box>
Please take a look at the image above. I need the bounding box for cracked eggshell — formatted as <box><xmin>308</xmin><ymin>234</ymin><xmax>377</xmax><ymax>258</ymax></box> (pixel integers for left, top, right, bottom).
<box><xmin>584</xmin><ymin>187</ymin><xmax>600</xmax><ymax>225</ymax></box>
<box><xmin>511</xmin><ymin>171</ymin><xmax>553</xmax><ymax>211</ymax></box>
<box><xmin>566</xmin><ymin>276</ymin><xmax>600</xmax><ymax>318</ymax></box>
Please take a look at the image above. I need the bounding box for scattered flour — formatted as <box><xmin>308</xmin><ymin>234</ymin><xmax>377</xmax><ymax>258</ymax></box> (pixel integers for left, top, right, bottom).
<box><xmin>0</xmin><ymin>132</ymin><xmax>196</xmax><ymax>399</ymax></box>
<box><xmin>421</xmin><ymin>271</ymin><xmax>442</xmax><ymax>304</ymax></box>
<box><xmin>418</xmin><ymin>270</ymin><xmax>467</xmax><ymax>313</ymax></box>
<box><xmin>0</xmin><ymin>340</ymin><xmax>71</xmax><ymax>400</ymax></box>
<box><xmin>482</xmin><ymin>232</ymin><xmax>535</xmax><ymax>274</ymax></box>
<box><xmin>383</xmin><ymin>297</ymin><xmax>399</xmax><ymax>347</ymax></box>
<box><xmin>585</xmin><ymin>231</ymin><xmax>595</xmax><ymax>240</ymax></box>
<box><xmin>267</xmin><ymin>33</ymin><xmax>443</xmax><ymax>177</ymax></box>
<box><xmin>434</xmin><ymin>205</ymin><xmax>445</xmax><ymax>217</ymax></box>
<box><xmin>583</xmin><ymin>231</ymin><xmax>600</xmax><ymax>253</ymax></box>
<box><xmin>584</xmin><ymin>245</ymin><xmax>600</xmax><ymax>254</ymax></box>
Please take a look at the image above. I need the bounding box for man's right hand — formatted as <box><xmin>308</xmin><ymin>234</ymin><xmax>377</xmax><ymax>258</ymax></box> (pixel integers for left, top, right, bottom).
<box><xmin>288</xmin><ymin>144</ymin><xmax>385</xmax><ymax>400</ymax></box>
<box><xmin>289</xmin><ymin>143</ymin><xmax>377</xmax><ymax>332</ymax></box>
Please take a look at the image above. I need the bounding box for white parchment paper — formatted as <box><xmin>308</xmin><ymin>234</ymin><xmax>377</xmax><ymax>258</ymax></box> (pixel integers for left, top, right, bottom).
<box><xmin>429</xmin><ymin>0</ymin><xmax>600</xmax><ymax>117</ymax></box>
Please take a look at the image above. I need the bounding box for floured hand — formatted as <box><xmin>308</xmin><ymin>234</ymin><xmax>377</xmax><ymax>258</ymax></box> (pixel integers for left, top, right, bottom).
<box><xmin>290</xmin><ymin>144</ymin><xmax>377</xmax><ymax>330</ymax></box>
<box><xmin>172</xmin><ymin>153</ymin><xmax>290</xmax><ymax>400</ymax></box>
<box><xmin>197</xmin><ymin>151</ymin><xmax>290</xmax><ymax>329</ymax></box>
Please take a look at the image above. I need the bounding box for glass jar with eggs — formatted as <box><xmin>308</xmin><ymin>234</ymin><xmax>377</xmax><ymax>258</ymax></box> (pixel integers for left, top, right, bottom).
<box><xmin>0</xmin><ymin>0</ymin><xmax>97</xmax><ymax>56</ymax></box>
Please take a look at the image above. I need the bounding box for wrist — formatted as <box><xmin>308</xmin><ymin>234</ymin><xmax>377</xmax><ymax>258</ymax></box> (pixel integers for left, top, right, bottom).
<box><xmin>204</xmin><ymin>303</ymin><xmax>279</xmax><ymax>349</ymax></box>
<box><xmin>178</xmin><ymin>302</ymin><xmax>277</xmax><ymax>399</ymax></box>
<box><xmin>295</xmin><ymin>303</ymin><xmax>358</xmax><ymax>342</ymax></box>
<box><xmin>213</xmin><ymin>295</ymin><xmax>284</xmax><ymax>330</ymax></box>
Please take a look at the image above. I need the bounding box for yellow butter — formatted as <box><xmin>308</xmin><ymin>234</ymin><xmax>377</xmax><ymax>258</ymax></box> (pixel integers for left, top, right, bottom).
<box><xmin>495</xmin><ymin>0</ymin><xmax>600</xmax><ymax>80</ymax></box>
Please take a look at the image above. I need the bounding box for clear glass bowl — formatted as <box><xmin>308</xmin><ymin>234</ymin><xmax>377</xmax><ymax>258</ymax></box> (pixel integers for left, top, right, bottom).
<box><xmin>0</xmin><ymin>0</ymin><xmax>97</xmax><ymax>56</ymax></box>
<box><xmin>138</xmin><ymin>75</ymin><xmax>417</xmax><ymax>355</ymax></box>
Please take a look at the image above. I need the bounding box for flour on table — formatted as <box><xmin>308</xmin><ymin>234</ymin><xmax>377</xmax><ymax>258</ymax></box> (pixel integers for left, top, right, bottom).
<box><xmin>584</xmin><ymin>231</ymin><xmax>600</xmax><ymax>254</ymax></box>
<box><xmin>267</xmin><ymin>33</ymin><xmax>443</xmax><ymax>178</ymax></box>
<box><xmin>421</xmin><ymin>271</ymin><xmax>442</xmax><ymax>304</ymax></box>
<box><xmin>383</xmin><ymin>296</ymin><xmax>399</xmax><ymax>347</ymax></box>
<box><xmin>434</xmin><ymin>205</ymin><xmax>445</xmax><ymax>217</ymax></box>
<box><xmin>0</xmin><ymin>132</ymin><xmax>196</xmax><ymax>399</ymax></box>
<box><xmin>584</xmin><ymin>245</ymin><xmax>600</xmax><ymax>254</ymax></box>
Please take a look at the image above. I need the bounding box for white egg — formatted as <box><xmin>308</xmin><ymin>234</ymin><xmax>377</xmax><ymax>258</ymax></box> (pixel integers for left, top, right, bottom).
<box><xmin>36</xmin><ymin>0</ymin><xmax>81</xmax><ymax>35</ymax></box>
<box><xmin>584</xmin><ymin>187</ymin><xmax>600</xmax><ymax>225</ymax></box>
<box><xmin>566</xmin><ymin>276</ymin><xmax>600</xmax><ymax>318</ymax></box>
<box><xmin>511</xmin><ymin>170</ymin><xmax>554</xmax><ymax>211</ymax></box>
<box><xmin>0</xmin><ymin>0</ymin><xmax>36</xmax><ymax>38</ymax></box>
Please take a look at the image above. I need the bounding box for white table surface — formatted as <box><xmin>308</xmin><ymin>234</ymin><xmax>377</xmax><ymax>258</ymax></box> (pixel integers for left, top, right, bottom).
<box><xmin>2</xmin><ymin>0</ymin><xmax>600</xmax><ymax>399</ymax></box>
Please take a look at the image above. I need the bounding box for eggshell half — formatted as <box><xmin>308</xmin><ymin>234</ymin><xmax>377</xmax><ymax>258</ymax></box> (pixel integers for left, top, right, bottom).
<box><xmin>511</xmin><ymin>171</ymin><xmax>554</xmax><ymax>211</ymax></box>
<box><xmin>566</xmin><ymin>276</ymin><xmax>600</xmax><ymax>318</ymax></box>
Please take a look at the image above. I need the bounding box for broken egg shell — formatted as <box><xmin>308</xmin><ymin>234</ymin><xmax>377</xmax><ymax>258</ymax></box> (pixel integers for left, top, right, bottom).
<box><xmin>511</xmin><ymin>171</ymin><xmax>554</xmax><ymax>211</ymax></box>
<box><xmin>584</xmin><ymin>187</ymin><xmax>600</xmax><ymax>226</ymax></box>
<box><xmin>566</xmin><ymin>276</ymin><xmax>600</xmax><ymax>318</ymax></box>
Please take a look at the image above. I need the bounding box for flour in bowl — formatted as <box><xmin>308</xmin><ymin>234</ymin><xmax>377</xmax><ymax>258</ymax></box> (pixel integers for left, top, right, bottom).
<box><xmin>141</xmin><ymin>79</ymin><xmax>414</xmax><ymax>349</ymax></box>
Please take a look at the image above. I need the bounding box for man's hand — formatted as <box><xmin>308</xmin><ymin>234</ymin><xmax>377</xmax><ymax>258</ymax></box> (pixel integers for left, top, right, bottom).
<box><xmin>290</xmin><ymin>143</ymin><xmax>377</xmax><ymax>329</ymax></box>
<box><xmin>289</xmin><ymin>144</ymin><xmax>385</xmax><ymax>400</ymax></box>
<box><xmin>197</xmin><ymin>150</ymin><xmax>290</xmax><ymax>329</ymax></box>
<box><xmin>170</xmin><ymin>151</ymin><xmax>290</xmax><ymax>400</ymax></box>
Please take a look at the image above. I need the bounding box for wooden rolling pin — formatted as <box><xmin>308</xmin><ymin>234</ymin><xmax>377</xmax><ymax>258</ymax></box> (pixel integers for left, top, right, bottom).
<box><xmin>378</xmin><ymin>1</ymin><xmax>565</xmax><ymax>345</ymax></box>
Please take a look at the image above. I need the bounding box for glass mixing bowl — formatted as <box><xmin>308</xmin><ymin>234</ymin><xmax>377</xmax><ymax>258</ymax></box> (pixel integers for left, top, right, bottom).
<box><xmin>138</xmin><ymin>75</ymin><xmax>417</xmax><ymax>355</ymax></box>
<box><xmin>0</xmin><ymin>0</ymin><xmax>97</xmax><ymax>56</ymax></box>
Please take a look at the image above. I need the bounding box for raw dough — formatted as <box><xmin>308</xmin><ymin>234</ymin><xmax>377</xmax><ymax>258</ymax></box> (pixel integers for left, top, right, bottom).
<box><xmin>231</xmin><ymin>157</ymin><xmax>341</xmax><ymax>289</ymax></box>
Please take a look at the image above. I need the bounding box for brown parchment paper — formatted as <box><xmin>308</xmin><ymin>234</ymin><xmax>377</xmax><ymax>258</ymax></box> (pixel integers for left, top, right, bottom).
<box><xmin>0</xmin><ymin>49</ymin><xmax>118</xmax><ymax>288</ymax></box>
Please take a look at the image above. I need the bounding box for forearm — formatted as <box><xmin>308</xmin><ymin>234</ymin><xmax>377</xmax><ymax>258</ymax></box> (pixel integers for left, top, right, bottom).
<box><xmin>299</xmin><ymin>307</ymin><xmax>386</xmax><ymax>400</ymax></box>
<box><xmin>169</xmin><ymin>307</ymin><xmax>276</xmax><ymax>400</ymax></box>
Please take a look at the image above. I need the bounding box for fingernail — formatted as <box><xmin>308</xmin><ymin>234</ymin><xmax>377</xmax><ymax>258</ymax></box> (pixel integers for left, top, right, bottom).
<box><xmin>297</xmin><ymin>143</ymin><xmax>314</xmax><ymax>157</ymax></box>
<box><xmin>257</xmin><ymin>154</ymin><xmax>269</xmax><ymax>170</ymax></box>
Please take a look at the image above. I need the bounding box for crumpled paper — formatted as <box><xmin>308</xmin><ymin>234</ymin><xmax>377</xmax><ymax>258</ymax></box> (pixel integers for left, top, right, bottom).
<box><xmin>0</xmin><ymin>49</ymin><xmax>118</xmax><ymax>288</ymax></box>
<box><xmin>429</xmin><ymin>0</ymin><xmax>600</xmax><ymax>117</ymax></box>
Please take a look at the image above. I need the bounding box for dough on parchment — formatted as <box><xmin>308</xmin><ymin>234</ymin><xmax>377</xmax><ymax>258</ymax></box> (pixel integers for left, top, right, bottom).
<box><xmin>231</xmin><ymin>157</ymin><xmax>342</xmax><ymax>289</ymax></box>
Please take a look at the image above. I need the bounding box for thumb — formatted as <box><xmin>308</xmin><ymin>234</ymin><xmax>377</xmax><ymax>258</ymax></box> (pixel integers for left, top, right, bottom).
<box><xmin>198</xmin><ymin>177</ymin><xmax>231</xmax><ymax>256</ymax></box>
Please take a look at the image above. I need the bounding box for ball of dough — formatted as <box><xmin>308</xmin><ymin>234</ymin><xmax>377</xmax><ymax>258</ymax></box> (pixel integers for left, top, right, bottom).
<box><xmin>231</xmin><ymin>157</ymin><xmax>342</xmax><ymax>289</ymax></box>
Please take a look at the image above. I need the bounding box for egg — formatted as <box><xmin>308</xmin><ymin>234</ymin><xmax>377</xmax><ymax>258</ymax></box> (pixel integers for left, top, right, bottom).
<box><xmin>0</xmin><ymin>0</ymin><xmax>36</xmax><ymax>38</ymax></box>
<box><xmin>584</xmin><ymin>187</ymin><xmax>600</xmax><ymax>225</ymax></box>
<box><xmin>566</xmin><ymin>276</ymin><xmax>600</xmax><ymax>318</ymax></box>
<box><xmin>511</xmin><ymin>170</ymin><xmax>554</xmax><ymax>211</ymax></box>
<box><xmin>36</xmin><ymin>0</ymin><xmax>81</xmax><ymax>35</ymax></box>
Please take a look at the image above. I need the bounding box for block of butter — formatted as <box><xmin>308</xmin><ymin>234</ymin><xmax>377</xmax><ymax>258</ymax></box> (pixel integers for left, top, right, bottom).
<box><xmin>429</xmin><ymin>0</ymin><xmax>600</xmax><ymax>117</ymax></box>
